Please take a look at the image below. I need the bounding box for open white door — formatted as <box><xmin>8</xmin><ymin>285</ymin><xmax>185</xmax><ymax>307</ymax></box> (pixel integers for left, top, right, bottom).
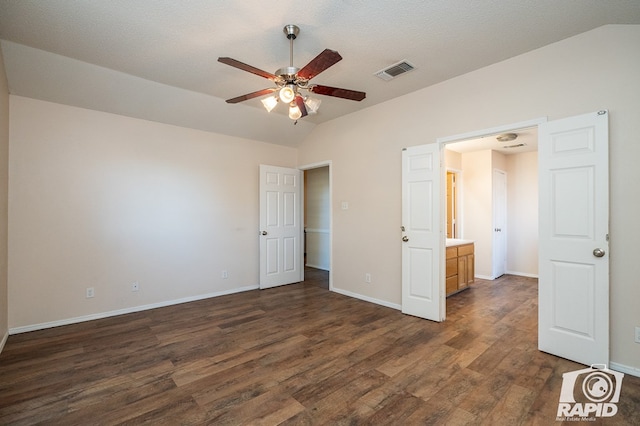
<box><xmin>492</xmin><ymin>169</ymin><xmax>507</xmax><ymax>278</ymax></box>
<box><xmin>538</xmin><ymin>110</ymin><xmax>609</xmax><ymax>366</ymax></box>
<box><xmin>401</xmin><ymin>144</ymin><xmax>444</xmax><ymax>321</ymax></box>
<box><xmin>259</xmin><ymin>165</ymin><xmax>303</xmax><ymax>289</ymax></box>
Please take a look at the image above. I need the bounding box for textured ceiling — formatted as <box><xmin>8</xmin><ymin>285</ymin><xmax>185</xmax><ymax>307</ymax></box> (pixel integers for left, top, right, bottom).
<box><xmin>1</xmin><ymin>0</ymin><xmax>640</xmax><ymax>146</ymax></box>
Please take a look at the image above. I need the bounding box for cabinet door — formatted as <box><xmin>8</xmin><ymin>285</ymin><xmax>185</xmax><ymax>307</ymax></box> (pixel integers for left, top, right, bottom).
<box><xmin>458</xmin><ymin>255</ymin><xmax>468</xmax><ymax>289</ymax></box>
<box><xmin>467</xmin><ymin>254</ymin><xmax>475</xmax><ymax>284</ymax></box>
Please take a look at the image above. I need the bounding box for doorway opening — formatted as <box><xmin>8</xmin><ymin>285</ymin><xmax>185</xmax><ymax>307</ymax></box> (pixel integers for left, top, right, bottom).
<box><xmin>439</xmin><ymin>119</ymin><xmax>543</xmax><ymax>306</ymax></box>
<box><xmin>300</xmin><ymin>161</ymin><xmax>332</xmax><ymax>291</ymax></box>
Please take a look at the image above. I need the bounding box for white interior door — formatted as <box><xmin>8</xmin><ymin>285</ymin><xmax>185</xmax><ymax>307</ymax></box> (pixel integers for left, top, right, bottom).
<box><xmin>492</xmin><ymin>169</ymin><xmax>507</xmax><ymax>278</ymax></box>
<box><xmin>259</xmin><ymin>165</ymin><xmax>303</xmax><ymax>289</ymax></box>
<box><xmin>538</xmin><ymin>110</ymin><xmax>609</xmax><ymax>366</ymax></box>
<box><xmin>401</xmin><ymin>144</ymin><xmax>444</xmax><ymax>321</ymax></box>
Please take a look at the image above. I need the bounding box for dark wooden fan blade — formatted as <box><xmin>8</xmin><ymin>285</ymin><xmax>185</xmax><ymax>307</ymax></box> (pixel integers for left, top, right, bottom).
<box><xmin>297</xmin><ymin>49</ymin><xmax>342</xmax><ymax>80</ymax></box>
<box><xmin>226</xmin><ymin>88</ymin><xmax>277</xmax><ymax>104</ymax></box>
<box><xmin>295</xmin><ymin>95</ymin><xmax>308</xmax><ymax>118</ymax></box>
<box><xmin>218</xmin><ymin>57</ymin><xmax>277</xmax><ymax>81</ymax></box>
<box><xmin>310</xmin><ymin>85</ymin><xmax>366</xmax><ymax>101</ymax></box>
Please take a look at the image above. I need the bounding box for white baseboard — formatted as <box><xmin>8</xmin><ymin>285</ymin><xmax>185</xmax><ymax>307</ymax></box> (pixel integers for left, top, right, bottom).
<box><xmin>610</xmin><ymin>361</ymin><xmax>640</xmax><ymax>378</ymax></box>
<box><xmin>505</xmin><ymin>270</ymin><xmax>539</xmax><ymax>278</ymax></box>
<box><xmin>9</xmin><ymin>285</ymin><xmax>259</xmax><ymax>335</ymax></box>
<box><xmin>331</xmin><ymin>287</ymin><xmax>401</xmax><ymax>311</ymax></box>
<box><xmin>0</xmin><ymin>329</ymin><xmax>7</xmax><ymax>354</ymax></box>
<box><xmin>305</xmin><ymin>263</ymin><xmax>329</xmax><ymax>271</ymax></box>
<box><xmin>475</xmin><ymin>272</ymin><xmax>539</xmax><ymax>281</ymax></box>
<box><xmin>475</xmin><ymin>274</ymin><xmax>494</xmax><ymax>280</ymax></box>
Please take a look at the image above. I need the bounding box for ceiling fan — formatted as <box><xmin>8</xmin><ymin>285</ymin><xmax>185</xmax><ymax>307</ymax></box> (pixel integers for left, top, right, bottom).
<box><xmin>218</xmin><ymin>24</ymin><xmax>366</xmax><ymax>120</ymax></box>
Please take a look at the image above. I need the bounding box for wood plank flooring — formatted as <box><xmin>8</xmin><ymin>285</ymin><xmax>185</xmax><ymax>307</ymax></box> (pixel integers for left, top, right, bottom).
<box><xmin>1</xmin><ymin>269</ymin><xmax>639</xmax><ymax>425</ymax></box>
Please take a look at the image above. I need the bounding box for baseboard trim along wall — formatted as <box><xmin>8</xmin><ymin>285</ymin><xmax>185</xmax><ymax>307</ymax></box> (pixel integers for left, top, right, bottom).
<box><xmin>9</xmin><ymin>284</ymin><xmax>259</xmax><ymax>335</ymax></box>
<box><xmin>610</xmin><ymin>362</ymin><xmax>640</xmax><ymax>379</ymax></box>
<box><xmin>475</xmin><ymin>274</ymin><xmax>494</xmax><ymax>280</ymax></box>
<box><xmin>331</xmin><ymin>287</ymin><xmax>401</xmax><ymax>311</ymax></box>
<box><xmin>475</xmin><ymin>272</ymin><xmax>539</xmax><ymax>281</ymax></box>
<box><xmin>505</xmin><ymin>271</ymin><xmax>539</xmax><ymax>279</ymax></box>
<box><xmin>304</xmin><ymin>263</ymin><xmax>329</xmax><ymax>271</ymax></box>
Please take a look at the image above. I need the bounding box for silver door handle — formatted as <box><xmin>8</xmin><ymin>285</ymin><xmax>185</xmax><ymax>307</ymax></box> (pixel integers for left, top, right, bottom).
<box><xmin>593</xmin><ymin>248</ymin><xmax>605</xmax><ymax>257</ymax></box>
<box><xmin>261</xmin><ymin>231</ymin><xmax>268</xmax><ymax>236</ymax></box>
<box><xmin>402</xmin><ymin>236</ymin><xmax>409</xmax><ymax>242</ymax></box>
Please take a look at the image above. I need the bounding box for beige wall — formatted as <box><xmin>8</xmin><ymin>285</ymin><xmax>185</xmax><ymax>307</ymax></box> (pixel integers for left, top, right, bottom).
<box><xmin>506</xmin><ymin>152</ymin><xmax>538</xmax><ymax>276</ymax></box>
<box><xmin>8</xmin><ymin>96</ymin><xmax>297</xmax><ymax>329</ymax></box>
<box><xmin>444</xmin><ymin>148</ymin><xmax>462</xmax><ymax>170</ymax></box>
<box><xmin>0</xmin><ymin>44</ymin><xmax>9</xmax><ymax>350</ymax></box>
<box><xmin>461</xmin><ymin>150</ymin><xmax>494</xmax><ymax>278</ymax></box>
<box><xmin>298</xmin><ymin>25</ymin><xmax>640</xmax><ymax>371</ymax></box>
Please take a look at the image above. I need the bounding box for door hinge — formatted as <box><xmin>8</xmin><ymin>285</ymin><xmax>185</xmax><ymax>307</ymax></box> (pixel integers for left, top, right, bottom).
<box><xmin>598</xmin><ymin>110</ymin><xmax>607</xmax><ymax>115</ymax></box>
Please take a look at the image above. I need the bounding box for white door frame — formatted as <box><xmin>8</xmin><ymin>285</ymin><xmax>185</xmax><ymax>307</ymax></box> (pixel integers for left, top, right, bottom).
<box><xmin>299</xmin><ymin>160</ymin><xmax>333</xmax><ymax>291</ymax></box>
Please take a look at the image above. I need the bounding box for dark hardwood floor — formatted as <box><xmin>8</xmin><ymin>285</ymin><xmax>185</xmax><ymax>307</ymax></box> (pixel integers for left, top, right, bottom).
<box><xmin>1</xmin><ymin>269</ymin><xmax>639</xmax><ymax>425</ymax></box>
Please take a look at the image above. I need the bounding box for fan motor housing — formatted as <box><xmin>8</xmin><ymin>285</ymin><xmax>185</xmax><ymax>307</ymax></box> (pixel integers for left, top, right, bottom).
<box><xmin>275</xmin><ymin>66</ymin><xmax>299</xmax><ymax>81</ymax></box>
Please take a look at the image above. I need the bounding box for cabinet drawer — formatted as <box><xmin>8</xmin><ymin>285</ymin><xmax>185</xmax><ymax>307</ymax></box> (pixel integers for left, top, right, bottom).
<box><xmin>446</xmin><ymin>258</ymin><xmax>458</xmax><ymax>277</ymax></box>
<box><xmin>458</xmin><ymin>243</ymin><xmax>474</xmax><ymax>256</ymax></box>
<box><xmin>446</xmin><ymin>246</ymin><xmax>458</xmax><ymax>259</ymax></box>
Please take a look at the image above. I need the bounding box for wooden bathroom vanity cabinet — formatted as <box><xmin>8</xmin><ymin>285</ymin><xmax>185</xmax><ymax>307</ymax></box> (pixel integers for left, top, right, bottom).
<box><xmin>446</xmin><ymin>239</ymin><xmax>475</xmax><ymax>296</ymax></box>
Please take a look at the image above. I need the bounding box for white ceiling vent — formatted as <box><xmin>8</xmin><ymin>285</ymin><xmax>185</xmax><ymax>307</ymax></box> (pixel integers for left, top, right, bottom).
<box><xmin>374</xmin><ymin>60</ymin><xmax>415</xmax><ymax>81</ymax></box>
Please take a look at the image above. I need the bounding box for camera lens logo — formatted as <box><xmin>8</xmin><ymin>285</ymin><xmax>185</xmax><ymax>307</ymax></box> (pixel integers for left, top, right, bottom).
<box><xmin>557</xmin><ymin>365</ymin><xmax>625</xmax><ymax>419</ymax></box>
<box><xmin>582</xmin><ymin>371</ymin><xmax>614</xmax><ymax>402</ymax></box>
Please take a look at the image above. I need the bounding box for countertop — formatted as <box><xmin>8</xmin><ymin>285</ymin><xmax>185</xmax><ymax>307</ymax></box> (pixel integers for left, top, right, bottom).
<box><xmin>446</xmin><ymin>238</ymin><xmax>474</xmax><ymax>247</ymax></box>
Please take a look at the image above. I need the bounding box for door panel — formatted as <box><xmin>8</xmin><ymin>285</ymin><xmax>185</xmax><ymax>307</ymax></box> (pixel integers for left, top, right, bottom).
<box><xmin>260</xmin><ymin>165</ymin><xmax>303</xmax><ymax>289</ymax></box>
<box><xmin>538</xmin><ymin>111</ymin><xmax>609</xmax><ymax>366</ymax></box>
<box><xmin>492</xmin><ymin>169</ymin><xmax>507</xmax><ymax>278</ymax></box>
<box><xmin>402</xmin><ymin>144</ymin><xmax>443</xmax><ymax>321</ymax></box>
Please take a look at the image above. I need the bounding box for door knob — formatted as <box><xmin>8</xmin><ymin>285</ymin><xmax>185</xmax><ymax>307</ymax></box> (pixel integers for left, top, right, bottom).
<box><xmin>593</xmin><ymin>248</ymin><xmax>605</xmax><ymax>257</ymax></box>
<box><xmin>402</xmin><ymin>236</ymin><xmax>409</xmax><ymax>242</ymax></box>
<box><xmin>261</xmin><ymin>231</ymin><xmax>268</xmax><ymax>236</ymax></box>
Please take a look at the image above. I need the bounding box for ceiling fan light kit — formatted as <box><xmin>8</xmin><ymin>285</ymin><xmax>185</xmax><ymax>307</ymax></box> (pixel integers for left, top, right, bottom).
<box><xmin>279</xmin><ymin>85</ymin><xmax>296</xmax><ymax>103</ymax></box>
<box><xmin>261</xmin><ymin>95</ymin><xmax>278</xmax><ymax>112</ymax></box>
<box><xmin>218</xmin><ymin>24</ymin><xmax>366</xmax><ymax>121</ymax></box>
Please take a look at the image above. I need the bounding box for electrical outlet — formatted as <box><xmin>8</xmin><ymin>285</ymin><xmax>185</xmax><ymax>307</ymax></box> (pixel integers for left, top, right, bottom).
<box><xmin>86</xmin><ymin>287</ymin><xmax>95</xmax><ymax>298</ymax></box>
<box><xmin>131</xmin><ymin>282</ymin><xmax>139</xmax><ymax>292</ymax></box>
<box><xmin>635</xmin><ymin>327</ymin><xmax>640</xmax><ymax>344</ymax></box>
<box><xmin>222</xmin><ymin>270</ymin><xmax>229</xmax><ymax>279</ymax></box>
<box><xmin>365</xmin><ymin>273</ymin><xmax>371</xmax><ymax>283</ymax></box>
